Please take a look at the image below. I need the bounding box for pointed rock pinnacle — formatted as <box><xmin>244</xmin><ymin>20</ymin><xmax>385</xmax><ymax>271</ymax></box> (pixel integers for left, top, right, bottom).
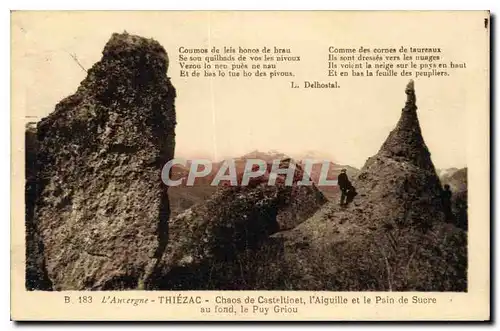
<box><xmin>375</xmin><ymin>80</ymin><xmax>435</xmax><ymax>171</ymax></box>
<box><xmin>404</xmin><ymin>79</ymin><xmax>417</xmax><ymax>111</ymax></box>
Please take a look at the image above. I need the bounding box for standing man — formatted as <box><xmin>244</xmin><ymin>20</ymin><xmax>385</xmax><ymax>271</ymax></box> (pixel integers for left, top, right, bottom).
<box><xmin>338</xmin><ymin>169</ymin><xmax>349</xmax><ymax>206</ymax></box>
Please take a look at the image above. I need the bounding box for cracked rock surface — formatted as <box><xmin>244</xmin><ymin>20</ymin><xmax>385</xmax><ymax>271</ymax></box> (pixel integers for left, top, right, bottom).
<box><xmin>147</xmin><ymin>159</ymin><xmax>327</xmax><ymax>290</ymax></box>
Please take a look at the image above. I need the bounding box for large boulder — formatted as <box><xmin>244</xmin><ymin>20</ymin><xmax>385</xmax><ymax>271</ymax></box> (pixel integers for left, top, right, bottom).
<box><xmin>264</xmin><ymin>80</ymin><xmax>467</xmax><ymax>291</ymax></box>
<box><xmin>147</xmin><ymin>159</ymin><xmax>327</xmax><ymax>290</ymax></box>
<box><xmin>31</xmin><ymin>32</ymin><xmax>176</xmax><ymax>290</ymax></box>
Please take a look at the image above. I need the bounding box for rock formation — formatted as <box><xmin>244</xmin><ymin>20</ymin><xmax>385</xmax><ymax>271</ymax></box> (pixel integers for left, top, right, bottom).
<box><xmin>264</xmin><ymin>80</ymin><xmax>467</xmax><ymax>291</ymax></box>
<box><xmin>25</xmin><ymin>123</ymin><xmax>52</xmax><ymax>290</ymax></box>
<box><xmin>147</xmin><ymin>159</ymin><xmax>327</xmax><ymax>290</ymax></box>
<box><xmin>30</xmin><ymin>32</ymin><xmax>176</xmax><ymax>290</ymax></box>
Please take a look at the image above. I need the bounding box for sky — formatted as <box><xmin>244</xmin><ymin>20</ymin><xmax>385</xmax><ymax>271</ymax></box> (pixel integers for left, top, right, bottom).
<box><xmin>11</xmin><ymin>11</ymin><xmax>489</xmax><ymax>169</ymax></box>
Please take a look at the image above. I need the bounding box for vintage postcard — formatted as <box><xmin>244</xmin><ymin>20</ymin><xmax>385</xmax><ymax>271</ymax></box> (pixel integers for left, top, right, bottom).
<box><xmin>11</xmin><ymin>10</ymin><xmax>490</xmax><ymax>321</ymax></box>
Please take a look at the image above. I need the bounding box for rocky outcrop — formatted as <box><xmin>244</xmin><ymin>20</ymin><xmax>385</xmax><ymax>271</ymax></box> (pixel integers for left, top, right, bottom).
<box><xmin>31</xmin><ymin>32</ymin><xmax>176</xmax><ymax>290</ymax></box>
<box><xmin>264</xmin><ymin>80</ymin><xmax>467</xmax><ymax>291</ymax></box>
<box><xmin>147</xmin><ymin>159</ymin><xmax>327</xmax><ymax>290</ymax></box>
<box><xmin>353</xmin><ymin>79</ymin><xmax>443</xmax><ymax>230</ymax></box>
<box><xmin>167</xmin><ymin>151</ymin><xmax>342</xmax><ymax>218</ymax></box>
<box><xmin>27</xmin><ymin>49</ymin><xmax>466</xmax><ymax>292</ymax></box>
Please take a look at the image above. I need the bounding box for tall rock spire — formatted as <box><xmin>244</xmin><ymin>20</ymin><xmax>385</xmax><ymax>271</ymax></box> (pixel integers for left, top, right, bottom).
<box><xmin>254</xmin><ymin>82</ymin><xmax>464</xmax><ymax>292</ymax></box>
<box><xmin>377</xmin><ymin>79</ymin><xmax>434</xmax><ymax>171</ymax></box>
